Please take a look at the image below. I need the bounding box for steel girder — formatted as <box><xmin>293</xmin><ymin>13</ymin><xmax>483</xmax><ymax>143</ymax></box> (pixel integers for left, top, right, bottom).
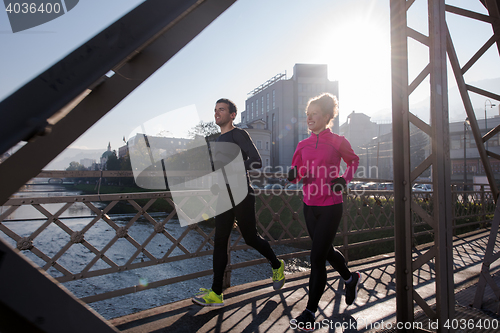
<box><xmin>446</xmin><ymin>0</ymin><xmax>500</xmax><ymax>316</ymax></box>
<box><xmin>473</xmin><ymin>200</ymin><xmax>500</xmax><ymax>312</ymax></box>
<box><xmin>390</xmin><ymin>0</ymin><xmax>414</xmax><ymax>328</ymax></box>
<box><xmin>392</xmin><ymin>0</ymin><xmax>500</xmax><ymax>330</ymax></box>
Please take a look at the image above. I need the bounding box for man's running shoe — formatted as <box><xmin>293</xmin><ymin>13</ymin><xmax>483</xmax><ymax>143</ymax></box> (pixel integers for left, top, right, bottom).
<box><xmin>345</xmin><ymin>271</ymin><xmax>361</xmax><ymax>305</ymax></box>
<box><xmin>290</xmin><ymin>309</ymin><xmax>316</xmax><ymax>332</ymax></box>
<box><xmin>272</xmin><ymin>259</ymin><xmax>286</xmax><ymax>290</ymax></box>
<box><xmin>192</xmin><ymin>288</ymin><xmax>224</xmax><ymax>307</ymax></box>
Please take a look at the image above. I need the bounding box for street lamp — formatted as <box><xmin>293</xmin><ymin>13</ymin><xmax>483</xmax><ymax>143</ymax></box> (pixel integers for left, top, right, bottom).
<box><xmin>484</xmin><ymin>99</ymin><xmax>497</xmax><ymax>151</ymax></box>
<box><xmin>359</xmin><ymin>145</ymin><xmax>369</xmax><ymax>177</ymax></box>
<box><xmin>464</xmin><ymin>117</ymin><xmax>470</xmax><ymax>190</ymax></box>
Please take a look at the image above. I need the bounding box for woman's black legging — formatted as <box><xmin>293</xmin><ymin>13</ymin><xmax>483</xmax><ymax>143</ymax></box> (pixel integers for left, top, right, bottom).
<box><xmin>303</xmin><ymin>203</ymin><xmax>351</xmax><ymax>313</ymax></box>
<box><xmin>211</xmin><ymin>187</ymin><xmax>280</xmax><ymax>295</ymax></box>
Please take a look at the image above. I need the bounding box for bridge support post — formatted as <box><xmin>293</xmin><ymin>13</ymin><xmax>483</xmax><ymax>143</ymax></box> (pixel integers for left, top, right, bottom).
<box><xmin>391</xmin><ymin>0</ymin><xmax>455</xmax><ymax>331</ymax></box>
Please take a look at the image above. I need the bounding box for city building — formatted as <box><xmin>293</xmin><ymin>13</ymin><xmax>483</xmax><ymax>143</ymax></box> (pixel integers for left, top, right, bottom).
<box><xmin>126</xmin><ymin>134</ymin><xmax>199</xmax><ymax>188</ymax></box>
<box><xmin>240</xmin><ymin>64</ymin><xmax>339</xmax><ymax>169</ymax></box>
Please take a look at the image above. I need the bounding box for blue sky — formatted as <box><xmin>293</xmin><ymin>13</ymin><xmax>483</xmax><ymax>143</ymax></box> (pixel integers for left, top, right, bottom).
<box><xmin>1</xmin><ymin>0</ymin><xmax>499</xmax><ymax>153</ymax></box>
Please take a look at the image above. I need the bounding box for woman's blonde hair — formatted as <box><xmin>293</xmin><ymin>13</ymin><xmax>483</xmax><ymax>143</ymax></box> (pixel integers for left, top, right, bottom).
<box><xmin>306</xmin><ymin>93</ymin><xmax>339</xmax><ymax>127</ymax></box>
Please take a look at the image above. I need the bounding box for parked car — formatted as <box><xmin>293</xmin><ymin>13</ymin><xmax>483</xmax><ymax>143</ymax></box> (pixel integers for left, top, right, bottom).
<box><xmin>286</xmin><ymin>183</ymin><xmax>303</xmax><ymax>190</ymax></box>
<box><xmin>361</xmin><ymin>182</ymin><xmax>378</xmax><ymax>190</ymax></box>
<box><xmin>349</xmin><ymin>181</ymin><xmax>365</xmax><ymax>190</ymax></box>
<box><xmin>378</xmin><ymin>182</ymin><xmax>394</xmax><ymax>191</ymax></box>
<box><xmin>412</xmin><ymin>183</ymin><xmax>433</xmax><ymax>192</ymax></box>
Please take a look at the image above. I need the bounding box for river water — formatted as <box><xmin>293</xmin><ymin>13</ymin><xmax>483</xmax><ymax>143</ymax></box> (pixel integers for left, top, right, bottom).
<box><xmin>0</xmin><ymin>185</ymin><xmax>309</xmax><ymax>319</ymax></box>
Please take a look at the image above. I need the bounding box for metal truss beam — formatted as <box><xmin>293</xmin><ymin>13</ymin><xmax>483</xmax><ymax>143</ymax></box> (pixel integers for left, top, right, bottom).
<box><xmin>0</xmin><ymin>0</ymin><xmax>237</xmax><ymax>206</ymax></box>
<box><xmin>391</xmin><ymin>0</ymin><xmax>455</xmax><ymax>331</ymax></box>
<box><xmin>483</xmin><ymin>0</ymin><xmax>500</xmax><ymax>56</ymax></box>
<box><xmin>390</xmin><ymin>0</ymin><xmax>414</xmax><ymax>326</ymax></box>
<box><xmin>429</xmin><ymin>1</ymin><xmax>455</xmax><ymax>328</ymax></box>
<box><xmin>0</xmin><ymin>237</ymin><xmax>119</xmax><ymax>332</ymax></box>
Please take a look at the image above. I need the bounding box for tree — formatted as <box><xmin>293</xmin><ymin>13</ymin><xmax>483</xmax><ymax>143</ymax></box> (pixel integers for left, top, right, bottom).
<box><xmin>188</xmin><ymin>120</ymin><xmax>220</xmax><ymax>139</ymax></box>
<box><xmin>106</xmin><ymin>151</ymin><xmax>121</xmax><ymax>171</ymax></box>
<box><xmin>66</xmin><ymin>161</ymin><xmax>86</xmax><ymax>171</ymax></box>
<box><xmin>119</xmin><ymin>152</ymin><xmax>134</xmax><ymax>186</ymax></box>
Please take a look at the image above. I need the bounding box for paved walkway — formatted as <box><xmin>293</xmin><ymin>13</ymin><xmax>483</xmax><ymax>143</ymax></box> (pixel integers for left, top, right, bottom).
<box><xmin>109</xmin><ymin>229</ymin><xmax>500</xmax><ymax>332</ymax></box>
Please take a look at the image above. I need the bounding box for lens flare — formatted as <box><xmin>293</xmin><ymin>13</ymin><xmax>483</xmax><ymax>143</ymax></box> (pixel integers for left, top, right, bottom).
<box><xmin>139</xmin><ymin>277</ymin><xmax>148</xmax><ymax>287</ymax></box>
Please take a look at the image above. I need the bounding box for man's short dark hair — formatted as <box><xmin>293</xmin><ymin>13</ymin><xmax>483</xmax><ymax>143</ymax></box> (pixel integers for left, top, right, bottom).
<box><xmin>217</xmin><ymin>98</ymin><xmax>237</xmax><ymax>115</ymax></box>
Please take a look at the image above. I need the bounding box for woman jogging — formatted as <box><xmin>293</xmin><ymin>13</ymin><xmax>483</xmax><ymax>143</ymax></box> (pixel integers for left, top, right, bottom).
<box><xmin>288</xmin><ymin>93</ymin><xmax>361</xmax><ymax>331</ymax></box>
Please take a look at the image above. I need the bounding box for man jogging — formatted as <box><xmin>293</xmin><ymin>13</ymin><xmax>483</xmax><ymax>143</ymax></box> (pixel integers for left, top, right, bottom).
<box><xmin>192</xmin><ymin>98</ymin><xmax>285</xmax><ymax>306</ymax></box>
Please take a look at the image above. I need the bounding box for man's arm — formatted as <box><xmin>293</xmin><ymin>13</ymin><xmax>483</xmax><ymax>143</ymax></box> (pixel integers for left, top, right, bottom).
<box><xmin>234</xmin><ymin>129</ymin><xmax>262</xmax><ymax>170</ymax></box>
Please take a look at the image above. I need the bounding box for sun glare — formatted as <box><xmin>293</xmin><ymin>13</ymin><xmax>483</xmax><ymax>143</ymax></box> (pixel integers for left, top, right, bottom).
<box><xmin>319</xmin><ymin>15</ymin><xmax>392</xmax><ymax>120</ymax></box>
<box><xmin>335</xmin><ymin>20</ymin><xmax>390</xmax><ymax>75</ymax></box>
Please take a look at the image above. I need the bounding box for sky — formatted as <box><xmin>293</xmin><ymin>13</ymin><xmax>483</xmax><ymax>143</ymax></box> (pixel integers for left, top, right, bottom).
<box><xmin>1</xmin><ymin>0</ymin><xmax>499</xmax><ymax>156</ymax></box>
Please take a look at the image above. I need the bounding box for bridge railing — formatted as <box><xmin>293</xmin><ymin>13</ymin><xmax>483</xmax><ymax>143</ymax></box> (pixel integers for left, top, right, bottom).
<box><xmin>0</xmin><ymin>173</ymin><xmax>494</xmax><ymax>317</ymax></box>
